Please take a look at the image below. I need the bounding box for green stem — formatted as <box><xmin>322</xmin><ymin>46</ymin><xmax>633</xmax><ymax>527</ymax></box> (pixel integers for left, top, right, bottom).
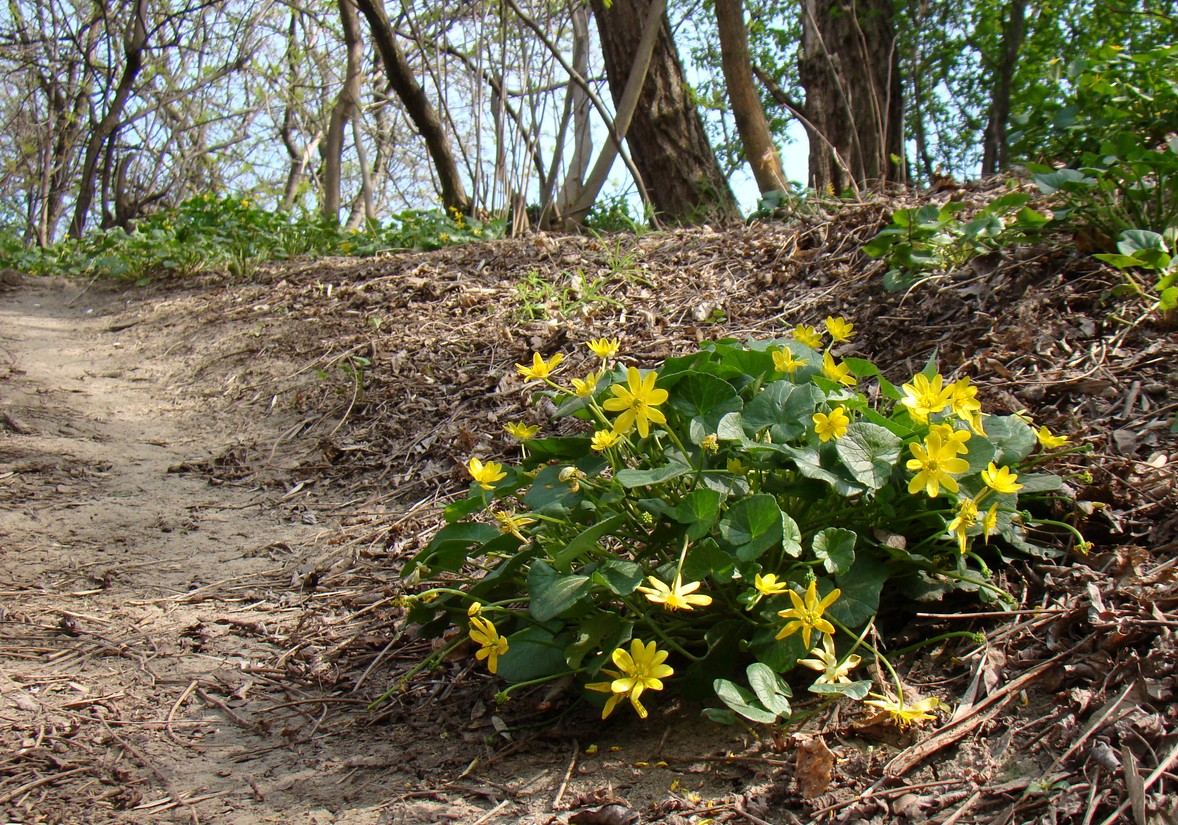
<box><xmin>497</xmin><ymin>670</ymin><xmax>578</xmax><ymax>700</ymax></box>
<box><xmin>369</xmin><ymin>634</ymin><xmax>466</xmax><ymax>709</ymax></box>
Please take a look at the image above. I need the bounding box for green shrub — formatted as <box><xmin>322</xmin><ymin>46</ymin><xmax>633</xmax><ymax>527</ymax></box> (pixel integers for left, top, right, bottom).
<box><xmin>400</xmin><ymin>325</ymin><xmax>1078</xmax><ymax>725</ymax></box>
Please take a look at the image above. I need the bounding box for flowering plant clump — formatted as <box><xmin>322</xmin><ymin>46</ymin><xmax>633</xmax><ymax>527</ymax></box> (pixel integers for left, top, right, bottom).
<box><xmin>402</xmin><ymin>327</ymin><xmax>1078</xmax><ymax>724</ymax></box>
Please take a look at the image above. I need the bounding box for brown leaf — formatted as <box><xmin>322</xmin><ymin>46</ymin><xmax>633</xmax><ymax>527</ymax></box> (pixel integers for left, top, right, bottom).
<box><xmin>794</xmin><ymin>733</ymin><xmax>835</xmax><ymax>799</ymax></box>
<box><xmin>568</xmin><ymin>803</ymin><xmax>641</xmax><ymax>825</ymax></box>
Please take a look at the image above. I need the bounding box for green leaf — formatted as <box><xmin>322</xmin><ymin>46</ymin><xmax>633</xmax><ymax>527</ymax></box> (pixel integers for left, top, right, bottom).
<box><xmin>1015</xmin><ymin>472</ymin><xmax>1063</xmax><ymax>494</ymax></box>
<box><xmin>809</xmin><ymin>680</ymin><xmax>872</xmax><ymax>700</ymax></box>
<box><xmin>782</xmin><ymin>445</ymin><xmax>864</xmax><ymax>497</ymax></box>
<box><xmin>712</xmin><ymin>679</ymin><xmax>780</xmax><ymax>724</ymax></box>
<box><xmin>668</xmin><ymin>373</ymin><xmax>743</xmax><ymax>431</ymax></box>
<box><xmin>552</xmin><ymin>514</ymin><xmax>625</xmax><ymax>570</ymax></box>
<box><xmin>410</xmin><ymin>523</ymin><xmax>499</xmax><ymax>574</ymax></box>
<box><xmin>496</xmin><ymin>624</ymin><xmax>570</xmax><ymax>682</ymax></box>
<box><xmin>743</xmin><ymin>381</ymin><xmax>821</xmax><ymax>441</ymax></box>
<box><xmin>747</xmin><ymin>663</ymin><xmax>793</xmax><ymax>716</ymax></box>
<box><xmin>524</xmin><ymin>465</ymin><xmax>575</xmax><ymax>513</ymax></box>
<box><xmin>591</xmin><ymin>559</ymin><xmax>644</xmax><ymax>595</ymax></box>
<box><xmin>984</xmin><ymin>415</ymin><xmax>1037</xmax><ymax>464</ymax></box>
<box><xmin>813</xmin><ymin>528</ymin><xmax>857</xmax><ymax>575</ymax></box>
<box><xmin>673</xmin><ymin>489</ymin><xmax>723</xmax><ymax>540</ymax></box>
<box><xmin>836</xmin><ymin>422</ymin><xmax>902</xmax><ymax>490</ymax></box>
<box><xmin>718</xmin><ymin>495</ymin><xmax>785</xmax><ymax>562</ymax></box>
<box><xmin>616</xmin><ymin>461</ymin><xmax>692</xmax><ymax>488</ymax></box>
<box><xmin>683</xmin><ymin>538</ymin><xmax>736</xmax><ymax>583</ymax></box>
<box><xmin>528</xmin><ymin>560</ymin><xmax>591</xmax><ymax>621</ymax></box>
<box><xmin>564</xmin><ymin>613</ymin><xmax>629</xmax><ymax>670</ymax></box>
<box><xmin>828</xmin><ymin>553</ymin><xmax>887</xmax><ymax>628</ymax></box>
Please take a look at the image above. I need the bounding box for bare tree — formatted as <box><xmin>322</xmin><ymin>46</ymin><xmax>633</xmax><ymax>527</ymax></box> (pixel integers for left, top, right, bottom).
<box><xmin>715</xmin><ymin>0</ymin><xmax>789</xmax><ymax>196</ymax></box>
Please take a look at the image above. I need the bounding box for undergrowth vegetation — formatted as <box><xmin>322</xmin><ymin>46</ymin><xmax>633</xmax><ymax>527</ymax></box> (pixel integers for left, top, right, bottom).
<box><xmin>398</xmin><ymin>328</ymin><xmax>1081</xmax><ymax>725</ymax></box>
<box><xmin>0</xmin><ymin>196</ymin><xmax>504</xmax><ymax>283</ymax></box>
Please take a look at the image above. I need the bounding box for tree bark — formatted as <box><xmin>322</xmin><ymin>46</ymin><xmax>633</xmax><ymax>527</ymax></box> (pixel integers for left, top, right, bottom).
<box><xmin>981</xmin><ymin>0</ymin><xmax>1027</xmax><ymax>176</ymax></box>
<box><xmin>715</xmin><ymin>0</ymin><xmax>789</xmax><ymax>195</ymax></box>
<box><xmin>354</xmin><ymin>0</ymin><xmax>470</xmax><ymax>214</ymax></box>
<box><xmin>798</xmin><ymin>0</ymin><xmax>904</xmax><ymax>194</ymax></box>
<box><xmin>323</xmin><ymin>0</ymin><xmax>364</xmax><ymax>221</ymax></box>
<box><xmin>589</xmin><ymin>0</ymin><xmax>740</xmax><ymax>225</ymax></box>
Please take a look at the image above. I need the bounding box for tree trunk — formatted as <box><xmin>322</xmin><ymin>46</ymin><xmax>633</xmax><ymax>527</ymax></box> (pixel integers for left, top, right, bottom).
<box><xmin>589</xmin><ymin>0</ymin><xmax>740</xmax><ymax>225</ymax></box>
<box><xmin>715</xmin><ymin>0</ymin><xmax>789</xmax><ymax>195</ymax></box>
<box><xmin>323</xmin><ymin>0</ymin><xmax>364</xmax><ymax>221</ymax></box>
<box><xmin>798</xmin><ymin>0</ymin><xmax>904</xmax><ymax>194</ymax></box>
<box><xmin>354</xmin><ymin>0</ymin><xmax>470</xmax><ymax>215</ymax></box>
<box><xmin>71</xmin><ymin>0</ymin><xmax>149</xmax><ymax>239</ymax></box>
<box><xmin>981</xmin><ymin>0</ymin><xmax>1027</xmax><ymax>176</ymax></box>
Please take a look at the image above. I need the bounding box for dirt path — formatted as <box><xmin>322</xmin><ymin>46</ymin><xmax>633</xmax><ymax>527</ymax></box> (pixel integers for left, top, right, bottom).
<box><xmin>0</xmin><ymin>280</ymin><xmax>395</xmax><ymax>824</ymax></box>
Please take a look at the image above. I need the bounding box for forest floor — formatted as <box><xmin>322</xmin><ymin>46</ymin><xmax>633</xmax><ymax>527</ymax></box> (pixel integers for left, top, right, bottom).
<box><xmin>1</xmin><ymin>196</ymin><xmax>1176</xmax><ymax>825</ymax></box>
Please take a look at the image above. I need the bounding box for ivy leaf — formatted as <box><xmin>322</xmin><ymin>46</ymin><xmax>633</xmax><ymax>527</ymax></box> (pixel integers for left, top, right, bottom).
<box><xmin>813</xmin><ymin>528</ymin><xmax>857</xmax><ymax>575</ymax></box>
<box><xmin>1015</xmin><ymin>472</ymin><xmax>1063</xmax><ymax>493</ymax></box>
<box><xmin>783</xmin><ymin>444</ymin><xmax>865</xmax><ymax>497</ymax></box>
<box><xmin>718</xmin><ymin>495</ymin><xmax>785</xmax><ymax>562</ymax></box>
<box><xmin>836</xmin><ymin>422</ymin><xmax>901</xmax><ymax>490</ymax></box>
<box><xmin>528</xmin><ymin>560</ymin><xmax>591</xmax><ymax>621</ymax></box>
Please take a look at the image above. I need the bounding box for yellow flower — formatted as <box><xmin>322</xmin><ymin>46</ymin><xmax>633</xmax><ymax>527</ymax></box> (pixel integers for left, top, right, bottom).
<box><xmin>467</xmin><ymin>457</ymin><xmax>507</xmax><ymax>490</ymax></box>
<box><xmin>906</xmin><ymin>432</ymin><xmax>970</xmax><ymax>497</ymax></box>
<box><xmin>727</xmin><ymin>457</ymin><xmax>749</xmax><ymax>475</ymax></box>
<box><xmin>1035</xmin><ymin>425</ymin><xmax>1069</xmax><ymax>449</ymax></box>
<box><xmin>981</xmin><ymin>462</ymin><xmax>1023</xmax><ymax>493</ymax></box>
<box><xmin>603</xmin><ymin>367</ymin><xmax>669</xmax><ymax>438</ymax></box>
<box><xmin>982</xmin><ymin>503</ymin><xmax>1000</xmax><ymax>544</ymax></box>
<box><xmin>637</xmin><ymin>572</ymin><xmax>712</xmax><ymax>611</ymax></box>
<box><xmin>754</xmin><ymin>572</ymin><xmax>790</xmax><ymax>595</ymax></box>
<box><xmin>504</xmin><ymin>421</ymin><xmax>539</xmax><ymax>441</ymax></box>
<box><xmin>946</xmin><ymin>497</ymin><xmax>979</xmax><ymax>555</ymax></box>
<box><xmin>949</xmin><ymin>377</ymin><xmax>986</xmax><ymax>434</ymax></box>
<box><xmin>571</xmin><ymin>371</ymin><xmax>600</xmax><ymax>397</ymax></box>
<box><xmin>821</xmin><ymin>351</ymin><xmax>856</xmax><ymax>386</ymax></box>
<box><xmin>798</xmin><ymin>634</ymin><xmax>862</xmax><ymax>684</ymax></box>
<box><xmin>558</xmin><ymin>466</ymin><xmax>586</xmax><ymax>492</ymax></box>
<box><xmin>824</xmin><ymin>315</ymin><xmax>855</xmax><ymax>343</ymax></box>
<box><xmin>467</xmin><ymin>601</ymin><xmax>482</xmax><ymax>616</ymax></box>
<box><xmin>590</xmin><ymin>429</ymin><xmax>623</xmax><ymax>451</ymax></box>
<box><xmin>587</xmin><ymin>338</ymin><xmax>620</xmax><ymax>359</ymax></box>
<box><xmin>900</xmin><ymin>374</ymin><xmax>953</xmax><ymax>424</ymax></box>
<box><xmin>928</xmin><ymin>422</ymin><xmax>971</xmax><ymax>455</ymax></box>
<box><xmin>813</xmin><ymin>405</ymin><xmax>851</xmax><ymax>442</ymax></box>
<box><xmin>516</xmin><ymin>351</ymin><xmax>564</xmax><ymax>382</ymax></box>
<box><xmin>775</xmin><ymin>580</ymin><xmax>841</xmax><ymax>649</ymax></box>
<box><xmin>772</xmin><ymin>348</ymin><xmax>807</xmax><ymax>374</ymax></box>
<box><xmin>493</xmin><ymin>510</ymin><xmax>536</xmax><ymax>541</ymax></box>
<box><xmin>864</xmin><ymin>694</ymin><xmax>943</xmax><ymax>727</ymax></box>
<box><xmin>585</xmin><ymin>639</ymin><xmax>674</xmax><ymax>719</ymax></box>
<box><xmin>700</xmin><ymin>433</ymin><xmax>720</xmax><ymax>453</ymax></box>
<box><xmin>791</xmin><ymin>324</ymin><xmax>824</xmax><ymax>349</ymax></box>
<box><xmin>468</xmin><ymin>615</ymin><xmax>509</xmax><ymax>674</ymax></box>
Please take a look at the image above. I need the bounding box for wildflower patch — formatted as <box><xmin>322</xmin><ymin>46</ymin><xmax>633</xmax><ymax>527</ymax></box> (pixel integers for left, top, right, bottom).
<box><xmin>401</xmin><ymin>324</ymin><xmax>1079</xmax><ymax>725</ymax></box>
